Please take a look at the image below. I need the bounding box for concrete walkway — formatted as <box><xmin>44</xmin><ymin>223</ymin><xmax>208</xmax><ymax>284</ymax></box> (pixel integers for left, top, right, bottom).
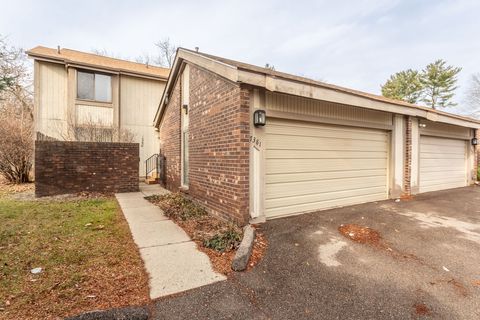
<box><xmin>115</xmin><ymin>184</ymin><xmax>226</xmax><ymax>299</ymax></box>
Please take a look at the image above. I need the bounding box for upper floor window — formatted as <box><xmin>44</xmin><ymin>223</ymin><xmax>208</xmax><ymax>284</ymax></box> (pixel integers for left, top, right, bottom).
<box><xmin>77</xmin><ymin>70</ymin><xmax>112</xmax><ymax>102</ymax></box>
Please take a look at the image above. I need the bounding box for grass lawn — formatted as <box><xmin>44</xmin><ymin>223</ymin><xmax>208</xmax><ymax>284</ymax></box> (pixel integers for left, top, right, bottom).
<box><xmin>0</xmin><ymin>185</ymin><xmax>149</xmax><ymax>319</ymax></box>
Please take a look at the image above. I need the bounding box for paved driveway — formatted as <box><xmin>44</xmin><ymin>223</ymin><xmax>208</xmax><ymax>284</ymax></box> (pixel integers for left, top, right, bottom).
<box><xmin>151</xmin><ymin>187</ymin><xmax>480</xmax><ymax>319</ymax></box>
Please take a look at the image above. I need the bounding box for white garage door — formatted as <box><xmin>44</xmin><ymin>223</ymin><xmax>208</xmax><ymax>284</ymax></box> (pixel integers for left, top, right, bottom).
<box><xmin>419</xmin><ymin>136</ymin><xmax>467</xmax><ymax>193</ymax></box>
<box><xmin>265</xmin><ymin>118</ymin><xmax>389</xmax><ymax>219</ymax></box>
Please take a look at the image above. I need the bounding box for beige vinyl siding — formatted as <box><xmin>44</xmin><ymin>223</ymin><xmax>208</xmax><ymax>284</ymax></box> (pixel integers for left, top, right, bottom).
<box><xmin>76</xmin><ymin>104</ymin><xmax>113</xmax><ymax>126</ymax></box>
<box><xmin>419</xmin><ymin>136</ymin><xmax>467</xmax><ymax>193</ymax></box>
<box><xmin>266</xmin><ymin>92</ymin><xmax>393</xmax><ymax>128</ymax></box>
<box><xmin>120</xmin><ymin>75</ymin><xmax>166</xmax><ymax>176</ymax></box>
<box><xmin>265</xmin><ymin>118</ymin><xmax>389</xmax><ymax>218</ymax></box>
<box><xmin>419</xmin><ymin>120</ymin><xmax>472</xmax><ymax>140</ymax></box>
<box><xmin>36</xmin><ymin>61</ymin><xmax>68</xmax><ymax>139</ymax></box>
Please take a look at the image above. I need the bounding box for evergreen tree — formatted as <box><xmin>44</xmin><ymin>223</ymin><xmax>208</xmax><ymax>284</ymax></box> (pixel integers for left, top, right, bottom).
<box><xmin>420</xmin><ymin>59</ymin><xmax>461</xmax><ymax>109</ymax></box>
<box><xmin>381</xmin><ymin>69</ymin><xmax>423</xmax><ymax>104</ymax></box>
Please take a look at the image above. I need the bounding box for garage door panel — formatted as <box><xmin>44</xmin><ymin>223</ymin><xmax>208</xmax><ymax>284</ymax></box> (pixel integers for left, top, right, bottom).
<box><xmin>267</xmin><ymin>124</ymin><xmax>388</xmax><ymax>142</ymax></box>
<box><xmin>266</xmin><ymin>175</ymin><xmax>386</xmax><ymax>199</ymax></box>
<box><xmin>421</xmin><ymin>136</ymin><xmax>466</xmax><ymax>147</ymax></box>
<box><xmin>420</xmin><ymin>171</ymin><xmax>466</xmax><ymax>181</ymax></box>
<box><xmin>266</xmin><ymin>135</ymin><xmax>388</xmax><ymax>151</ymax></box>
<box><xmin>420</xmin><ymin>152</ymin><xmax>465</xmax><ymax>159</ymax></box>
<box><xmin>265</xmin><ymin>118</ymin><xmax>389</xmax><ymax>218</ymax></box>
<box><xmin>420</xmin><ymin>181</ymin><xmax>466</xmax><ymax>194</ymax></box>
<box><xmin>266</xmin><ymin>186</ymin><xmax>386</xmax><ymax>212</ymax></box>
<box><xmin>267</xmin><ymin>149</ymin><xmax>387</xmax><ymax>160</ymax></box>
<box><xmin>420</xmin><ymin>158</ymin><xmax>465</xmax><ymax>167</ymax></box>
<box><xmin>266</xmin><ymin>158</ymin><xmax>387</xmax><ymax>175</ymax></box>
<box><xmin>266</xmin><ymin>192</ymin><xmax>387</xmax><ymax>218</ymax></box>
<box><xmin>266</xmin><ymin>169</ymin><xmax>386</xmax><ymax>184</ymax></box>
<box><xmin>420</xmin><ymin>145</ymin><xmax>466</xmax><ymax>154</ymax></box>
<box><xmin>419</xmin><ymin>136</ymin><xmax>466</xmax><ymax>193</ymax></box>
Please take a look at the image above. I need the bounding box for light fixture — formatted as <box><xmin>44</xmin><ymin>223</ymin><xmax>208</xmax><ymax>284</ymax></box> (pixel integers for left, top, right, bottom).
<box><xmin>419</xmin><ymin>123</ymin><xmax>427</xmax><ymax>128</ymax></box>
<box><xmin>253</xmin><ymin>109</ymin><xmax>266</xmax><ymax>127</ymax></box>
<box><xmin>472</xmin><ymin>137</ymin><xmax>478</xmax><ymax>146</ymax></box>
<box><xmin>182</xmin><ymin>104</ymin><xmax>188</xmax><ymax>115</ymax></box>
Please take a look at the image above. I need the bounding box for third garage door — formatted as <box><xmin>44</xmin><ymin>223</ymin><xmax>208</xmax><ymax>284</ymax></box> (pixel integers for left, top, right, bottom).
<box><xmin>265</xmin><ymin>118</ymin><xmax>389</xmax><ymax>219</ymax></box>
<box><xmin>419</xmin><ymin>136</ymin><xmax>467</xmax><ymax>193</ymax></box>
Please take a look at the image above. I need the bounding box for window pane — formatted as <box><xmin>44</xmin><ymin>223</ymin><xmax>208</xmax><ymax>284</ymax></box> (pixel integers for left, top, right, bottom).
<box><xmin>95</xmin><ymin>74</ymin><xmax>112</xmax><ymax>102</ymax></box>
<box><xmin>77</xmin><ymin>71</ymin><xmax>94</xmax><ymax>100</ymax></box>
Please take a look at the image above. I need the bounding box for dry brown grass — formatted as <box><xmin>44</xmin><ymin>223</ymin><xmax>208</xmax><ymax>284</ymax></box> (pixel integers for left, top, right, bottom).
<box><xmin>0</xmin><ymin>189</ymin><xmax>149</xmax><ymax>319</ymax></box>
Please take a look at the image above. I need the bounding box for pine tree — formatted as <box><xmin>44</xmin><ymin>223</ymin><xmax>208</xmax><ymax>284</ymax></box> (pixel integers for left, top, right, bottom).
<box><xmin>420</xmin><ymin>59</ymin><xmax>461</xmax><ymax>109</ymax></box>
<box><xmin>381</xmin><ymin>69</ymin><xmax>423</xmax><ymax>104</ymax></box>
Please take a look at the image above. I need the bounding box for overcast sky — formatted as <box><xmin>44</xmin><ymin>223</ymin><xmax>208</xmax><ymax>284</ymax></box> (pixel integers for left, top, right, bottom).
<box><xmin>1</xmin><ymin>0</ymin><xmax>479</xmax><ymax>114</ymax></box>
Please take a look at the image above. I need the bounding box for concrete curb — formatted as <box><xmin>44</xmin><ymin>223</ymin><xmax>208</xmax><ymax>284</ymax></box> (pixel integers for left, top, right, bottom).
<box><xmin>232</xmin><ymin>225</ymin><xmax>256</xmax><ymax>271</ymax></box>
<box><xmin>65</xmin><ymin>306</ymin><xmax>149</xmax><ymax>320</ymax></box>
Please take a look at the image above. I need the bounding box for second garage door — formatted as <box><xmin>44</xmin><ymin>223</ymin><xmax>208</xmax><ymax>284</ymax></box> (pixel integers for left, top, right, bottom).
<box><xmin>265</xmin><ymin>118</ymin><xmax>389</xmax><ymax>219</ymax></box>
<box><xmin>419</xmin><ymin>136</ymin><xmax>467</xmax><ymax>193</ymax></box>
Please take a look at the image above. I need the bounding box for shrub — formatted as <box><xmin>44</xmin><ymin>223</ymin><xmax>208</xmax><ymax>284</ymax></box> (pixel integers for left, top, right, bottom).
<box><xmin>203</xmin><ymin>225</ymin><xmax>242</xmax><ymax>252</ymax></box>
<box><xmin>146</xmin><ymin>193</ymin><xmax>207</xmax><ymax>220</ymax></box>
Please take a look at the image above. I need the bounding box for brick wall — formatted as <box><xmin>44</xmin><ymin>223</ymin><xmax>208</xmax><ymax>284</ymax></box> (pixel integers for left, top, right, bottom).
<box><xmin>403</xmin><ymin>116</ymin><xmax>412</xmax><ymax>196</ymax></box>
<box><xmin>159</xmin><ymin>77</ymin><xmax>181</xmax><ymax>189</ymax></box>
<box><xmin>35</xmin><ymin>141</ymin><xmax>139</xmax><ymax>197</ymax></box>
<box><xmin>160</xmin><ymin>64</ymin><xmax>250</xmax><ymax>225</ymax></box>
<box><xmin>475</xmin><ymin>129</ymin><xmax>479</xmax><ymax>181</ymax></box>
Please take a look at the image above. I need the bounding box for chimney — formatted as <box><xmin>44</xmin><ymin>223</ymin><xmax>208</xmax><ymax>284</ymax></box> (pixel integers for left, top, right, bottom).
<box><xmin>195</xmin><ymin>47</ymin><xmax>199</xmax><ymax>52</ymax></box>
<box><xmin>57</xmin><ymin>46</ymin><xmax>61</xmax><ymax>54</ymax></box>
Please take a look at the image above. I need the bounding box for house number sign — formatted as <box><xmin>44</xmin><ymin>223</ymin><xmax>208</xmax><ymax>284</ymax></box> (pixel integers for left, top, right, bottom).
<box><xmin>250</xmin><ymin>135</ymin><xmax>262</xmax><ymax>148</ymax></box>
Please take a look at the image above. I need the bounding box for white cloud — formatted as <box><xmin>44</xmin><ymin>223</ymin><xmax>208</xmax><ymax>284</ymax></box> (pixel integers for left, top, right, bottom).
<box><xmin>1</xmin><ymin>0</ymin><xmax>479</xmax><ymax>113</ymax></box>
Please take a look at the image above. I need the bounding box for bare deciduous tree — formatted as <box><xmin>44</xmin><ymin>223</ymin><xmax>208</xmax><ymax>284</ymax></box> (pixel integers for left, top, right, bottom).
<box><xmin>467</xmin><ymin>73</ymin><xmax>480</xmax><ymax>111</ymax></box>
<box><xmin>154</xmin><ymin>38</ymin><xmax>177</xmax><ymax>68</ymax></box>
<box><xmin>0</xmin><ymin>36</ymin><xmax>34</xmax><ymax>183</ymax></box>
<box><xmin>0</xmin><ymin>100</ymin><xmax>33</xmax><ymax>183</ymax></box>
<box><xmin>56</xmin><ymin>116</ymin><xmax>136</xmax><ymax>143</ymax></box>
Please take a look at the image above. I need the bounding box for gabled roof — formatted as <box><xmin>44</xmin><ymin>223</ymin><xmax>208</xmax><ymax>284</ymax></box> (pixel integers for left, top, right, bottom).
<box><xmin>27</xmin><ymin>46</ymin><xmax>170</xmax><ymax>80</ymax></box>
<box><xmin>154</xmin><ymin>48</ymin><xmax>480</xmax><ymax>128</ymax></box>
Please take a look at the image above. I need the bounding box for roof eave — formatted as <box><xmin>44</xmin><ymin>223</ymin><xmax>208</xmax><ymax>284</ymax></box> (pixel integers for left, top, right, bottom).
<box><xmin>27</xmin><ymin>51</ymin><xmax>169</xmax><ymax>81</ymax></box>
<box><xmin>153</xmin><ymin>49</ymin><xmax>480</xmax><ymax>129</ymax></box>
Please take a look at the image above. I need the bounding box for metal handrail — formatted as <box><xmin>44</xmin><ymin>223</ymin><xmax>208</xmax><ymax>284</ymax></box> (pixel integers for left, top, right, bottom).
<box><xmin>145</xmin><ymin>153</ymin><xmax>159</xmax><ymax>178</ymax></box>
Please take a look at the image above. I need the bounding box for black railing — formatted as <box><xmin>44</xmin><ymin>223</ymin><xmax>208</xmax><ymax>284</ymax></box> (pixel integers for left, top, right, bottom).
<box><xmin>145</xmin><ymin>154</ymin><xmax>166</xmax><ymax>184</ymax></box>
<box><xmin>145</xmin><ymin>154</ymin><xmax>159</xmax><ymax>178</ymax></box>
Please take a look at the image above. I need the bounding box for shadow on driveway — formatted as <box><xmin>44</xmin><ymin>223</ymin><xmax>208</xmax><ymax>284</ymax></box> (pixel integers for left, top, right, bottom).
<box><xmin>151</xmin><ymin>186</ymin><xmax>480</xmax><ymax>319</ymax></box>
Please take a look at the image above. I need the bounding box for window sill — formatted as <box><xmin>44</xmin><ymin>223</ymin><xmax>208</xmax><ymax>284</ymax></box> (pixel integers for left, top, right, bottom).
<box><xmin>75</xmin><ymin>99</ymin><xmax>113</xmax><ymax>108</ymax></box>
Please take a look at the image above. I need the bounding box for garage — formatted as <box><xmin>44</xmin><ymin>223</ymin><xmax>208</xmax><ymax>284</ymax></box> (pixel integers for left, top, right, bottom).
<box><xmin>419</xmin><ymin>135</ymin><xmax>467</xmax><ymax>193</ymax></box>
<box><xmin>265</xmin><ymin>118</ymin><xmax>389</xmax><ymax>219</ymax></box>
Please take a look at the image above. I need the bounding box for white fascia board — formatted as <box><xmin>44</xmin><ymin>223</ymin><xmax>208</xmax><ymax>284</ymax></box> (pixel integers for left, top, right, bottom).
<box><xmin>237</xmin><ymin>69</ymin><xmax>480</xmax><ymax>129</ymax></box>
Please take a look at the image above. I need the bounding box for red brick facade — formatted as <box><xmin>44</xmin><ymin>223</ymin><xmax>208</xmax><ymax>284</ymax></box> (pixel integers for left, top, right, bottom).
<box><xmin>35</xmin><ymin>141</ymin><xmax>139</xmax><ymax>197</ymax></box>
<box><xmin>159</xmin><ymin>76</ymin><xmax>182</xmax><ymax>189</ymax></box>
<box><xmin>159</xmin><ymin>64</ymin><xmax>250</xmax><ymax>225</ymax></box>
<box><xmin>403</xmin><ymin>116</ymin><xmax>412</xmax><ymax>196</ymax></box>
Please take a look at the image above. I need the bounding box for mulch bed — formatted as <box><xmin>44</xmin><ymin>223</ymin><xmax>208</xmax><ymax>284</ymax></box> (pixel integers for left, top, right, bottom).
<box><xmin>147</xmin><ymin>193</ymin><xmax>267</xmax><ymax>275</ymax></box>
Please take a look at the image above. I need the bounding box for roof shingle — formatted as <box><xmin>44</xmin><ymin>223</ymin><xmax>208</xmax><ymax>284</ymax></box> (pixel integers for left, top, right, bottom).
<box><xmin>27</xmin><ymin>46</ymin><xmax>169</xmax><ymax>79</ymax></box>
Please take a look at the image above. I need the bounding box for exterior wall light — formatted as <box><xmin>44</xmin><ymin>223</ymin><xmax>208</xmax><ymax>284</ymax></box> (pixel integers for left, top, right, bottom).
<box><xmin>182</xmin><ymin>104</ymin><xmax>188</xmax><ymax>115</ymax></box>
<box><xmin>419</xmin><ymin>123</ymin><xmax>427</xmax><ymax>128</ymax></box>
<box><xmin>253</xmin><ymin>109</ymin><xmax>266</xmax><ymax>127</ymax></box>
<box><xmin>472</xmin><ymin>137</ymin><xmax>478</xmax><ymax>146</ymax></box>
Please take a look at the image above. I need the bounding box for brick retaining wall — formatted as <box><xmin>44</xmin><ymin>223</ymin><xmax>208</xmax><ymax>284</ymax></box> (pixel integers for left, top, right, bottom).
<box><xmin>35</xmin><ymin>141</ymin><xmax>139</xmax><ymax>197</ymax></box>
